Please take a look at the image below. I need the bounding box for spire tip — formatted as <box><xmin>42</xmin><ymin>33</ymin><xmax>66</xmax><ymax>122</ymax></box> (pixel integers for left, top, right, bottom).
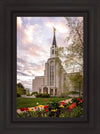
<box><xmin>53</xmin><ymin>27</ymin><xmax>56</xmax><ymax>33</ymax></box>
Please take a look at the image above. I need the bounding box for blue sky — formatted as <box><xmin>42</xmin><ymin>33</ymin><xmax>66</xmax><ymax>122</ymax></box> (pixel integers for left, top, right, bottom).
<box><xmin>17</xmin><ymin>17</ymin><xmax>83</xmax><ymax>91</ymax></box>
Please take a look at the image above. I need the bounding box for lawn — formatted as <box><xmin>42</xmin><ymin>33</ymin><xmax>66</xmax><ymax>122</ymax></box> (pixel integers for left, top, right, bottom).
<box><xmin>17</xmin><ymin>97</ymin><xmax>69</xmax><ymax>109</ymax></box>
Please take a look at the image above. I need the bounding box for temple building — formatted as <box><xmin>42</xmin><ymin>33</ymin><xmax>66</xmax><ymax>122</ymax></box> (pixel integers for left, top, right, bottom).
<box><xmin>32</xmin><ymin>28</ymin><xmax>72</xmax><ymax>95</ymax></box>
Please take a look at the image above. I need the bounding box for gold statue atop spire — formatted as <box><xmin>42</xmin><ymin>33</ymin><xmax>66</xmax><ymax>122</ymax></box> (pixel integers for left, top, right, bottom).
<box><xmin>53</xmin><ymin>27</ymin><xmax>56</xmax><ymax>33</ymax></box>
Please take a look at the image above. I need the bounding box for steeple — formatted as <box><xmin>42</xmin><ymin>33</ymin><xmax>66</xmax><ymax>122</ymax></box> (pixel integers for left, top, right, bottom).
<box><xmin>52</xmin><ymin>27</ymin><xmax>57</xmax><ymax>47</ymax></box>
<box><xmin>50</xmin><ymin>27</ymin><xmax>58</xmax><ymax>58</ymax></box>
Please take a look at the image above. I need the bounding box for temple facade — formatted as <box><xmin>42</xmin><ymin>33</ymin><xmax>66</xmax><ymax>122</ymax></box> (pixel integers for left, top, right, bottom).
<box><xmin>32</xmin><ymin>28</ymin><xmax>72</xmax><ymax>95</ymax></box>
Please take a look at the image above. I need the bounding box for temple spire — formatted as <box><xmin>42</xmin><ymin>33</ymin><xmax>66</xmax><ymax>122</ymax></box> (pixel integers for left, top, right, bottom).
<box><xmin>52</xmin><ymin>27</ymin><xmax>57</xmax><ymax>47</ymax></box>
<box><xmin>50</xmin><ymin>27</ymin><xmax>57</xmax><ymax>58</ymax></box>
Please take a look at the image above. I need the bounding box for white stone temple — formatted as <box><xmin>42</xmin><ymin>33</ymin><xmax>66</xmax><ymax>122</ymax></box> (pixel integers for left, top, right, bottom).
<box><xmin>32</xmin><ymin>28</ymin><xmax>73</xmax><ymax>95</ymax></box>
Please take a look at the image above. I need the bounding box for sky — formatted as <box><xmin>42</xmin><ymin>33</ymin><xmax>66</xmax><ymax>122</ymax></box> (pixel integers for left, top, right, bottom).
<box><xmin>17</xmin><ymin>17</ymin><xmax>83</xmax><ymax>91</ymax></box>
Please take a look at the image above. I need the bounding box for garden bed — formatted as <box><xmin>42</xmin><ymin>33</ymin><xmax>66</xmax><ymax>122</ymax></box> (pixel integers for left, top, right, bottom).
<box><xmin>17</xmin><ymin>96</ymin><xmax>83</xmax><ymax>118</ymax></box>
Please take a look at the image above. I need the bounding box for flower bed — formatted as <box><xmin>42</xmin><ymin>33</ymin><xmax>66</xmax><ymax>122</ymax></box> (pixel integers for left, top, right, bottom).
<box><xmin>17</xmin><ymin>97</ymin><xmax>83</xmax><ymax>118</ymax></box>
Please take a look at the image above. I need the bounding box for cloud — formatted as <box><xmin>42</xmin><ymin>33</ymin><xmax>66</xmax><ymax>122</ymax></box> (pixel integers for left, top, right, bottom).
<box><xmin>17</xmin><ymin>18</ymin><xmax>47</xmax><ymax>60</ymax></box>
<box><xmin>17</xmin><ymin>71</ymin><xmax>32</xmax><ymax>77</ymax></box>
<box><xmin>17</xmin><ymin>17</ymin><xmax>83</xmax><ymax>90</ymax></box>
<box><xmin>17</xmin><ymin>57</ymin><xmax>45</xmax><ymax>80</ymax></box>
<box><xmin>17</xmin><ymin>17</ymin><xmax>23</xmax><ymax>29</ymax></box>
<box><xmin>17</xmin><ymin>17</ymin><xmax>68</xmax><ymax>89</ymax></box>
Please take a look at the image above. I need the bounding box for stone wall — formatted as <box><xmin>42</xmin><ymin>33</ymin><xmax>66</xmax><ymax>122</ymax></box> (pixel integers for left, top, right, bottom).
<box><xmin>32</xmin><ymin>76</ymin><xmax>44</xmax><ymax>93</ymax></box>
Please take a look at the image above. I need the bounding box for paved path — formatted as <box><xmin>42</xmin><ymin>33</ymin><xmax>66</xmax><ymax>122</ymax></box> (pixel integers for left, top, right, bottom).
<box><xmin>60</xmin><ymin>98</ymin><xmax>72</xmax><ymax>103</ymax></box>
<box><xmin>17</xmin><ymin>98</ymin><xmax>72</xmax><ymax>114</ymax></box>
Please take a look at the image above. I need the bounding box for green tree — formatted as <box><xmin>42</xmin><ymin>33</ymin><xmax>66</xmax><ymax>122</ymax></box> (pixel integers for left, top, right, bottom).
<box><xmin>26</xmin><ymin>89</ymin><xmax>30</xmax><ymax>96</ymax></box>
<box><xmin>55</xmin><ymin>17</ymin><xmax>83</xmax><ymax>93</ymax></box>
<box><xmin>56</xmin><ymin>17</ymin><xmax>83</xmax><ymax>72</ymax></box>
<box><xmin>17</xmin><ymin>82</ymin><xmax>24</xmax><ymax>89</ymax></box>
<box><xmin>69</xmin><ymin>72</ymin><xmax>83</xmax><ymax>95</ymax></box>
<box><xmin>17</xmin><ymin>83</ymin><xmax>26</xmax><ymax>95</ymax></box>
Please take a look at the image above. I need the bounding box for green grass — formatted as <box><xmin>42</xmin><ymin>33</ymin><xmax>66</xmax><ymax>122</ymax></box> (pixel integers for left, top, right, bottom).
<box><xmin>17</xmin><ymin>97</ymin><xmax>69</xmax><ymax>109</ymax></box>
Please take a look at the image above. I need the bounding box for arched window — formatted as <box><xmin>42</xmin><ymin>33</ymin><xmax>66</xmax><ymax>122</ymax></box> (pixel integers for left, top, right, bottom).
<box><xmin>43</xmin><ymin>87</ymin><xmax>48</xmax><ymax>94</ymax></box>
<box><xmin>55</xmin><ymin>89</ymin><xmax>57</xmax><ymax>95</ymax></box>
<box><xmin>50</xmin><ymin>61</ymin><xmax>53</xmax><ymax>64</ymax></box>
<box><xmin>50</xmin><ymin>60</ymin><xmax>54</xmax><ymax>86</ymax></box>
<box><xmin>39</xmin><ymin>89</ymin><xmax>41</xmax><ymax>93</ymax></box>
<box><xmin>50</xmin><ymin>89</ymin><xmax>53</xmax><ymax>95</ymax></box>
<box><xmin>50</xmin><ymin>65</ymin><xmax>54</xmax><ymax>85</ymax></box>
<box><xmin>52</xmin><ymin>49</ymin><xmax>54</xmax><ymax>54</ymax></box>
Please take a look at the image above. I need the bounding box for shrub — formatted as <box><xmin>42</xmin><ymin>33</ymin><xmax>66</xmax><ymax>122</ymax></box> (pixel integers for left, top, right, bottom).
<box><xmin>36</xmin><ymin>93</ymin><xmax>50</xmax><ymax>98</ymax></box>
<box><xmin>42</xmin><ymin>93</ymin><xmax>50</xmax><ymax>98</ymax></box>
<box><xmin>60</xmin><ymin>95</ymin><xmax>69</xmax><ymax>98</ymax></box>
<box><xmin>17</xmin><ymin>93</ymin><xmax>21</xmax><ymax>97</ymax></box>
<box><xmin>68</xmin><ymin>91</ymin><xmax>79</xmax><ymax>95</ymax></box>
<box><xmin>26</xmin><ymin>93</ymin><xmax>31</xmax><ymax>96</ymax></box>
<box><xmin>31</xmin><ymin>92</ymin><xmax>38</xmax><ymax>96</ymax></box>
<box><xmin>61</xmin><ymin>92</ymin><xmax>69</xmax><ymax>95</ymax></box>
<box><xmin>36</xmin><ymin>93</ymin><xmax>42</xmax><ymax>98</ymax></box>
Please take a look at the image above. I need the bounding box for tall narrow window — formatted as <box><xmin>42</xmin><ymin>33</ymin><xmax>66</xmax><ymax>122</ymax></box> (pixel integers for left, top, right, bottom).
<box><xmin>50</xmin><ymin>61</ymin><xmax>54</xmax><ymax>85</ymax></box>
<box><xmin>52</xmin><ymin>49</ymin><xmax>54</xmax><ymax>54</ymax></box>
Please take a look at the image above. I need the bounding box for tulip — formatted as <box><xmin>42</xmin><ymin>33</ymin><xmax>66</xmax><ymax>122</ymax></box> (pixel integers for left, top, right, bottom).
<box><xmin>34</xmin><ymin>106</ymin><xmax>37</xmax><ymax>109</ymax></box>
<box><xmin>20</xmin><ymin>108</ymin><xmax>25</xmax><ymax>111</ymax></box>
<box><xmin>45</xmin><ymin>109</ymin><xmax>48</xmax><ymax>112</ymax></box>
<box><xmin>36</xmin><ymin>102</ymin><xmax>39</xmax><ymax>105</ymax></box>
<box><xmin>77</xmin><ymin>98</ymin><xmax>80</xmax><ymax>101</ymax></box>
<box><xmin>29</xmin><ymin>108</ymin><xmax>33</xmax><ymax>111</ymax></box>
<box><xmin>61</xmin><ymin>101</ymin><xmax>65</xmax><ymax>105</ymax></box>
<box><xmin>80</xmin><ymin>100</ymin><xmax>83</xmax><ymax>103</ymax></box>
<box><xmin>44</xmin><ymin>105</ymin><xmax>49</xmax><ymax>109</ymax></box>
<box><xmin>60</xmin><ymin>105</ymin><xmax>64</xmax><ymax>108</ymax></box>
<box><xmin>38</xmin><ymin>105</ymin><xmax>44</xmax><ymax>109</ymax></box>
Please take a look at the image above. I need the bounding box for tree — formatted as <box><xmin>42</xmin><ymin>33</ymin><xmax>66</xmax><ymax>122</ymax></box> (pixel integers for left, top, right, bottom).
<box><xmin>26</xmin><ymin>89</ymin><xmax>30</xmax><ymax>96</ymax></box>
<box><xmin>17</xmin><ymin>82</ymin><xmax>24</xmax><ymax>89</ymax></box>
<box><xmin>69</xmin><ymin>72</ymin><xmax>83</xmax><ymax>96</ymax></box>
<box><xmin>56</xmin><ymin>17</ymin><xmax>83</xmax><ymax>72</ymax></box>
<box><xmin>63</xmin><ymin>82</ymin><xmax>69</xmax><ymax>93</ymax></box>
<box><xmin>17</xmin><ymin>82</ymin><xmax>26</xmax><ymax>95</ymax></box>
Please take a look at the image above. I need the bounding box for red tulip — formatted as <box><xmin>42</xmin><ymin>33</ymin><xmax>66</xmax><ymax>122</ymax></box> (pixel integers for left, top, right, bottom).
<box><xmin>73</xmin><ymin>103</ymin><xmax>76</xmax><ymax>106</ymax></box>
<box><xmin>25</xmin><ymin>108</ymin><xmax>29</xmax><ymax>111</ymax></box>
<box><xmin>34</xmin><ymin>106</ymin><xmax>37</xmax><ymax>109</ymax></box>
<box><xmin>44</xmin><ymin>105</ymin><xmax>49</xmax><ymax>109</ymax></box>
<box><xmin>77</xmin><ymin>98</ymin><xmax>80</xmax><ymax>101</ymax></box>
<box><xmin>68</xmin><ymin>106</ymin><xmax>72</xmax><ymax>110</ymax></box>
<box><xmin>20</xmin><ymin>108</ymin><xmax>25</xmax><ymax>111</ymax></box>
<box><xmin>45</xmin><ymin>109</ymin><xmax>48</xmax><ymax>112</ymax></box>
<box><xmin>80</xmin><ymin>100</ymin><xmax>83</xmax><ymax>103</ymax></box>
<box><xmin>68</xmin><ymin>103</ymin><xmax>76</xmax><ymax>109</ymax></box>
<box><xmin>61</xmin><ymin>101</ymin><xmax>65</xmax><ymax>105</ymax></box>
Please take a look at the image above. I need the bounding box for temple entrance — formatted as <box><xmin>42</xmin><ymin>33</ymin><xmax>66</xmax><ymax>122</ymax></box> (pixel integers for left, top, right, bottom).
<box><xmin>50</xmin><ymin>89</ymin><xmax>53</xmax><ymax>95</ymax></box>
<box><xmin>43</xmin><ymin>87</ymin><xmax>48</xmax><ymax>94</ymax></box>
<box><xmin>55</xmin><ymin>89</ymin><xmax>57</xmax><ymax>95</ymax></box>
<box><xmin>39</xmin><ymin>89</ymin><xmax>41</xmax><ymax>93</ymax></box>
